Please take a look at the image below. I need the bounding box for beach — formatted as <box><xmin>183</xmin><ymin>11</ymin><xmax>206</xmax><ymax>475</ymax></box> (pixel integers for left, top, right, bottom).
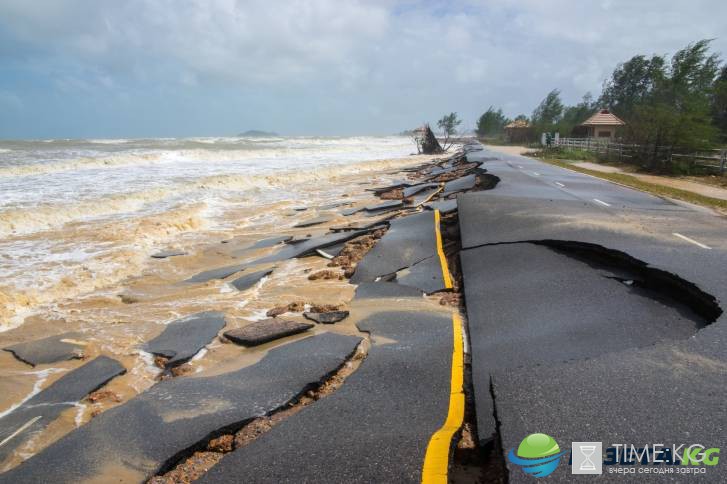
<box><xmin>0</xmin><ymin>136</ymin><xmax>441</xmax><ymax>468</ymax></box>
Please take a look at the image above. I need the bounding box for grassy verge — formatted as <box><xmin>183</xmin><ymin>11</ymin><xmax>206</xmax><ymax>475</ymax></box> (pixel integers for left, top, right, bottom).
<box><xmin>537</xmin><ymin>157</ymin><xmax>727</xmax><ymax>213</ymax></box>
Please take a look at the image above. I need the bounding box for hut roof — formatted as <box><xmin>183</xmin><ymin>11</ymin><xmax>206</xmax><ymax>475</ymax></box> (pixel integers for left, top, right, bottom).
<box><xmin>505</xmin><ymin>120</ymin><xmax>530</xmax><ymax>129</ymax></box>
<box><xmin>581</xmin><ymin>109</ymin><xmax>625</xmax><ymax>126</ymax></box>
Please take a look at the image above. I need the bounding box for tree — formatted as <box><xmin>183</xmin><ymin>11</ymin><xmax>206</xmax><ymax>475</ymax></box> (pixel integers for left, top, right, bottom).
<box><xmin>557</xmin><ymin>92</ymin><xmax>598</xmax><ymax>136</ymax></box>
<box><xmin>599</xmin><ymin>54</ymin><xmax>666</xmax><ymax>119</ymax></box>
<box><xmin>531</xmin><ymin>89</ymin><xmax>564</xmax><ymax>134</ymax></box>
<box><xmin>713</xmin><ymin>66</ymin><xmax>727</xmax><ymax>142</ymax></box>
<box><xmin>513</xmin><ymin>114</ymin><xmax>529</xmax><ymax>123</ymax></box>
<box><xmin>632</xmin><ymin>40</ymin><xmax>720</xmax><ymax>162</ymax></box>
<box><xmin>476</xmin><ymin>106</ymin><xmax>509</xmax><ymax>137</ymax></box>
<box><xmin>437</xmin><ymin>112</ymin><xmax>462</xmax><ymax>151</ymax></box>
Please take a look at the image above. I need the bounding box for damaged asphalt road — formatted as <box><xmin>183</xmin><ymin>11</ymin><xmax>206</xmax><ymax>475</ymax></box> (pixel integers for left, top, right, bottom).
<box><xmin>198</xmin><ymin>311</ymin><xmax>453</xmax><ymax>484</ymax></box>
<box><xmin>0</xmin><ymin>333</ymin><xmax>360</xmax><ymax>484</ymax></box>
<box><xmin>458</xmin><ymin>144</ymin><xmax>727</xmax><ymax>482</ymax></box>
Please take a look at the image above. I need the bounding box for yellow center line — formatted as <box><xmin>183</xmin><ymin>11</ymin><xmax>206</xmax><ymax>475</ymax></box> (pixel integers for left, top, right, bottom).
<box><xmin>433</xmin><ymin>209</ymin><xmax>453</xmax><ymax>289</ymax></box>
<box><xmin>422</xmin><ymin>209</ymin><xmax>464</xmax><ymax>483</ymax></box>
<box><xmin>421</xmin><ymin>312</ymin><xmax>465</xmax><ymax>484</ymax></box>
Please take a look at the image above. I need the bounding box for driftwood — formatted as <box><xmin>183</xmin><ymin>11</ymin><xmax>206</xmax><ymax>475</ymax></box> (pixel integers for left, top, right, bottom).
<box><xmin>414</xmin><ymin>124</ymin><xmax>443</xmax><ymax>154</ymax></box>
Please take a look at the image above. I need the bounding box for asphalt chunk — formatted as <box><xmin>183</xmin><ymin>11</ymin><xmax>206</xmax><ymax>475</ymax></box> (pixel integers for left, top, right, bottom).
<box><xmin>223</xmin><ymin>319</ymin><xmax>313</xmax><ymax>346</ymax></box>
<box><xmin>185</xmin><ymin>264</ymin><xmax>247</xmax><ymax>283</ymax></box>
<box><xmin>303</xmin><ymin>310</ymin><xmax>350</xmax><ymax>324</ymax></box>
<box><xmin>0</xmin><ymin>334</ymin><xmax>360</xmax><ymax>484</ymax></box>
<box><xmin>441</xmin><ymin>174</ymin><xmax>476</xmax><ymax>196</ymax></box>
<box><xmin>364</xmin><ymin>200</ymin><xmax>403</xmax><ymax>212</ymax></box>
<box><xmin>293</xmin><ymin>215</ymin><xmax>333</xmax><ymax>228</ymax></box>
<box><xmin>230</xmin><ymin>269</ymin><xmax>273</xmax><ymax>291</ymax></box>
<box><xmin>151</xmin><ymin>249</ymin><xmax>187</xmax><ymax>259</ymax></box>
<box><xmin>396</xmin><ymin>256</ymin><xmax>447</xmax><ymax>294</ymax></box>
<box><xmin>198</xmin><ymin>311</ymin><xmax>452</xmax><ymax>484</ymax></box>
<box><xmin>144</xmin><ymin>311</ymin><xmax>226</xmax><ymax>368</ymax></box>
<box><xmin>0</xmin><ymin>356</ymin><xmax>125</xmax><ymax>463</ymax></box>
<box><xmin>425</xmin><ymin>199</ymin><xmax>457</xmax><ymax>214</ymax></box>
<box><xmin>402</xmin><ymin>183</ymin><xmax>439</xmax><ymax>198</ymax></box>
<box><xmin>4</xmin><ymin>332</ymin><xmax>86</xmax><ymax>366</ymax></box>
<box><xmin>350</xmin><ymin>211</ymin><xmax>442</xmax><ymax>292</ymax></box>
<box><xmin>353</xmin><ymin>281</ymin><xmax>423</xmax><ymax>299</ymax></box>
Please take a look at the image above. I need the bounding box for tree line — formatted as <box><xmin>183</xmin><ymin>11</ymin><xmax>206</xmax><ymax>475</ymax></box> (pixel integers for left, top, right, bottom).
<box><xmin>476</xmin><ymin>39</ymin><xmax>727</xmax><ymax>151</ymax></box>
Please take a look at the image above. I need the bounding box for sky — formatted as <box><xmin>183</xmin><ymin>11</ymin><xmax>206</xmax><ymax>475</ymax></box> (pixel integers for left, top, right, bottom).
<box><xmin>1</xmin><ymin>0</ymin><xmax>726</xmax><ymax>139</ymax></box>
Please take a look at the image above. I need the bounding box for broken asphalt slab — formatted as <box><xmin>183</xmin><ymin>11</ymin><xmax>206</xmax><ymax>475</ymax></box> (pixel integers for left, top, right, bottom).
<box><xmin>353</xmin><ymin>281</ymin><xmax>423</xmax><ymax>299</ymax></box>
<box><xmin>460</xmin><ymin>243</ymin><xmax>708</xmax><ymax>442</ymax></box>
<box><xmin>402</xmin><ymin>183</ymin><xmax>439</xmax><ymax>198</ymax></box>
<box><xmin>441</xmin><ymin>174</ymin><xmax>476</xmax><ymax>196</ymax></box>
<box><xmin>293</xmin><ymin>215</ymin><xmax>333</xmax><ymax>228</ymax></box>
<box><xmin>143</xmin><ymin>311</ymin><xmax>226</xmax><ymax>368</ymax></box>
<box><xmin>187</xmin><ymin>230</ymin><xmax>373</xmax><ymax>282</ymax></box>
<box><xmin>425</xmin><ymin>199</ymin><xmax>457</xmax><ymax>214</ymax></box>
<box><xmin>185</xmin><ymin>263</ymin><xmax>247</xmax><ymax>283</ymax></box>
<box><xmin>223</xmin><ymin>319</ymin><xmax>313</xmax><ymax>347</ymax></box>
<box><xmin>0</xmin><ymin>333</ymin><xmax>361</xmax><ymax>484</ymax></box>
<box><xmin>0</xmin><ymin>356</ymin><xmax>125</xmax><ymax>463</ymax></box>
<box><xmin>350</xmin><ymin>211</ymin><xmax>445</xmax><ymax>293</ymax></box>
<box><xmin>303</xmin><ymin>310</ymin><xmax>349</xmax><ymax>324</ymax></box>
<box><xmin>151</xmin><ymin>249</ymin><xmax>187</xmax><ymax>259</ymax></box>
<box><xmin>364</xmin><ymin>200</ymin><xmax>403</xmax><ymax>212</ymax></box>
<box><xmin>230</xmin><ymin>269</ymin><xmax>273</xmax><ymax>291</ymax></box>
<box><xmin>4</xmin><ymin>332</ymin><xmax>86</xmax><ymax>366</ymax></box>
<box><xmin>197</xmin><ymin>311</ymin><xmax>453</xmax><ymax>484</ymax></box>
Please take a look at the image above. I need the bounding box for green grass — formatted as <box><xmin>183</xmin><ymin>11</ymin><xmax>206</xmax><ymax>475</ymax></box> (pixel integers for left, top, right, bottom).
<box><xmin>537</xmin><ymin>147</ymin><xmax>597</xmax><ymax>161</ymax></box>
<box><xmin>538</xmin><ymin>157</ymin><xmax>727</xmax><ymax>213</ymax></box>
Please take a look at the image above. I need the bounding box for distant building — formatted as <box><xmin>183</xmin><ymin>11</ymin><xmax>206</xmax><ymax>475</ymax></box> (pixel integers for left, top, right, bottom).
<box><xmin>580</xmin><ymin>109</ymin><xmax>625</xmax><ymax>139</ymax></box>
<box><xmin>504</xmin><ymin>119</ymin><xmax>533</xmax><ymax>143</ymax></box>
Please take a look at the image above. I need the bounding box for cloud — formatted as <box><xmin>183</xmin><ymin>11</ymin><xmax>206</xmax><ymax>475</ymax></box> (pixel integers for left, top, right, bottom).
<box><xmin>0</xmin><ymin>0</ymin><xmax>725</xmax><ymax>137</ymax></box>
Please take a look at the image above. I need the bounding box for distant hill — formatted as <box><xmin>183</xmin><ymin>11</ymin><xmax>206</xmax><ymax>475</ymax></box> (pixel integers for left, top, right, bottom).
<box><xmin>237</xmin><ymin>130</ymin><xmax>279</xmax><ymax>137</ymax></box>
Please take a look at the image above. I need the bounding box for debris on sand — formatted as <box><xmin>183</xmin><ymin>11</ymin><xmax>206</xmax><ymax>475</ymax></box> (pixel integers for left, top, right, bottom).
<box><xmin>149</xmin><ymin>451</ymin><xmax>223</xmax><ymax>484</ymax></box>
<box><xmin>303</xmin><ymin>310</ymin><xmax>350</xmax><ymax>324</ymax></box>
<box><xmin>86</xmin><ymin>390</ymin><xmax>122</xmax><ymax>404</ymax></box>
<box><xmin>309</xmin><ymin>303</ymin><xmax>345</xmax><ymax>313</ymax></box>
<box><xmin>266</xmin><ymin>300</ymin><xmax>307</xmax><ymax>317</ymax></box>
<box><xmin>379</xmin><ymin>188</ymin><xmax>404</xmax><ymax>200</ymax></box>
<box><xmin>223</xmin><ymin>319</ymin><xmax>314</xmax><ymax>347</ymax></box>
<box><xmin>439</xmin><ymin>292</ymin><xmax>461</xmax><ymax>307</ymax></box>
<box><xmin>308</xmin><ymin>270</ymin><xmax>344</xmax><ymax>281</ymax></box>
<box><xmin>208</xmin><ymin>435</ymin><xmax>235</xmax><ymax>453</ymax></box>
<box><xmin>328</xmin><ymin>228</ymin><xmax>387</xmax><ymax>278</ymax></box>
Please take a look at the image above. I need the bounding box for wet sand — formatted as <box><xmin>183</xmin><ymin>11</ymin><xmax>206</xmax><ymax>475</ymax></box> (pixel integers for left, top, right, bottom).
<box><xmin>0</xmin><ymin>152</ymin><xmax>445</xmax><ymax>470</ymax></box>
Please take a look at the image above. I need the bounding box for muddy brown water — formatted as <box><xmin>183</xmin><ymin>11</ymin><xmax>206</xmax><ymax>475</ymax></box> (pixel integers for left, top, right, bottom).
<box><xmin>0</xmin><ymin>153</ymin><xmax>446</xmax><ymax>470</ymax></box>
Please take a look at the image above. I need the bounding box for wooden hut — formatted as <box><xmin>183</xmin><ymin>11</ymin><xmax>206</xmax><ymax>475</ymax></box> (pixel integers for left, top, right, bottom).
<box><xmin>580</xmin><ymin>109</ymin><xmax>625</xmax><ymax>139</ymax></box>
<box><xmin>504</xmin><ymin>119</ymin><xmax>533</xmax><ymax>143</ymax></box>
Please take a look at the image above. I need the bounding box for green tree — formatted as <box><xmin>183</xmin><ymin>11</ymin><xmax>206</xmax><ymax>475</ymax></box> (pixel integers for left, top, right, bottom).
<box><xmin>531</xmin><ymin>89</ymin><xmax>564</xmax><ymax>134</ymax></box>
<box><xmin>632</xmin><ymin>40</ymin><xmax>720</xmax><ymax>161</ymax></box>
<box><xmin>437</xmin><ymin>112</ymin><xmax>462</xmax><ymax>151</ymax></box>
<box><xmin>476</xmin><ymin>106</ymin><xmax>509</xmax><ymax>137</ymax></box>
<box><xmin>711</xmin><ymin>66</ymin><xmax>727</xmax><ymax>142</ymax></box>
<box><xmin>513</xmin><ymin>114</ymin><xmax>529</xmax><ymax>123</ymax></box>
<box><xmin>599</xmin><ymin>54</ymin><xmax>666</xmax><ymax>119</ymax></box>
<box><xmin>557</xmin><ymin>92</ymin><xmax>598</xmax><ymax>136</ymax></box>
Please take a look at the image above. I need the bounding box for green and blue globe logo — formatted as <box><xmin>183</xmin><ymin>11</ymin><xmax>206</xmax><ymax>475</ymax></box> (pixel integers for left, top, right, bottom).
<box><xmin>508</xmin><ymin>433</ymin><xmax>568</xmax><ymax>478</ymax></box>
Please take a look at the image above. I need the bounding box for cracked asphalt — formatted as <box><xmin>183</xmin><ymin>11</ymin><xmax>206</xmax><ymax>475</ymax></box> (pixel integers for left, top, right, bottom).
<box><xmin>460</xmin><ymin>143</ymin><xmax>727</xmax><ymax>482</ymax></box>
<box><xmin>2</xmin><ymin>141</ymin><xmax>725</xmax><ymax>483</ymax></box>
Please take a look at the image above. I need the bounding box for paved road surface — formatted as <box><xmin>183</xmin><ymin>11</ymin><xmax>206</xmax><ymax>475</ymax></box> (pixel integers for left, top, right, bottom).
<box><xmin>460</xmin><ymin>144</ymin><xmax>727</xmax><ymax>482</ymax></box>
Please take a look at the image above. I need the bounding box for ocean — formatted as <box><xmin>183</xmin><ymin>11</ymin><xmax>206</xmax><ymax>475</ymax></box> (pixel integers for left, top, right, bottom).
<box><xmin>0</xmin><ymin>135</ymin><xmax>417</xmax><ymax>330</ymax></box>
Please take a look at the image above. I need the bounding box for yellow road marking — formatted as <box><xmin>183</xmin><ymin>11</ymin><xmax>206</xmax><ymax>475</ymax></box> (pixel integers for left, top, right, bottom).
<box><xmin>421</xmin><ymin>312</ymin><xmax>465</xmax><ymax>483</ymax></box>
<box><xmin>433</xmin><ymin>209</ymin><xmax>453</xmax><ymax>289</ymax></box>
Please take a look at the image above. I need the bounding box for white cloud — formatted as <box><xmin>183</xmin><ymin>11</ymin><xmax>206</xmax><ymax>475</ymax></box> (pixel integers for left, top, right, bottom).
<box><xmin>0</xmin><ymin>0</ymin><xmax>726</xmax><ymax>136</ymax></box>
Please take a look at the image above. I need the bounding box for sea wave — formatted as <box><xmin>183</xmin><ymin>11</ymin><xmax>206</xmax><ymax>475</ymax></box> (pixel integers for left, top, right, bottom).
<box><xmin>0</xmin><ymin>154</ymin><xmax>417</xmax><ymax>238</ymax></box>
